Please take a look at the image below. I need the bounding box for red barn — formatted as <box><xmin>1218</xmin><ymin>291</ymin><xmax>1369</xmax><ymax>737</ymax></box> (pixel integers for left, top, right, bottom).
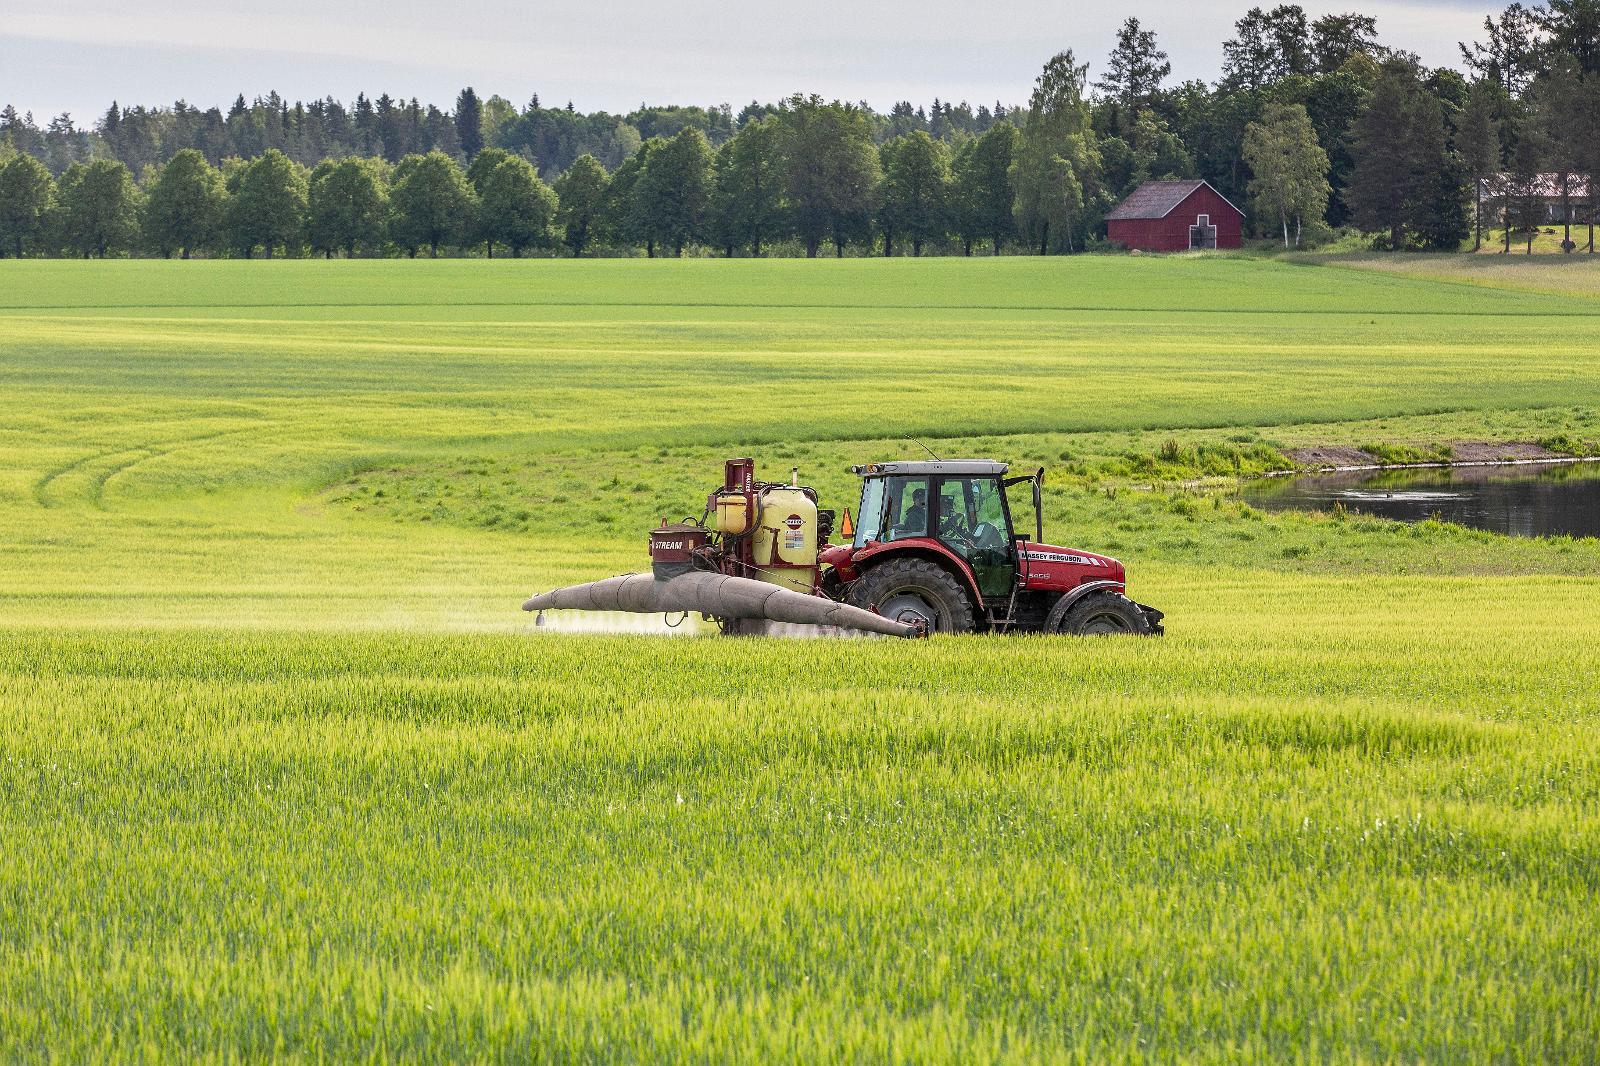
<box><xmin>1106</xmin><ymin>180</ymin><xmax>1245</xmax><ymax>252</ymax></box>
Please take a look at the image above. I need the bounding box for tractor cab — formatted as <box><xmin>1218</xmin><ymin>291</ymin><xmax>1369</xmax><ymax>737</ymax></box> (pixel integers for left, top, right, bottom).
<box><xmin>847</xmin><ymin>460</ymin><xmax>1036</xmax><ymax>599</ymax></box>
<box><xmin>821</xmin><ymin>458</ymin><xmax>1161</xmax><ymax>635</ymax></box>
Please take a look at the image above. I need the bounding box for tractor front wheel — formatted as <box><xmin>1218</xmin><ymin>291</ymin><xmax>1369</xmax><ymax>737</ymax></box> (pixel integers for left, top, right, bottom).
<box><xmin>846</xmin><ymin>558</ymin><xmax>976</xmax><ymax>634</ymax></box>
<box><xmin>1048</xmin><ymin>591</ymin><xmax>1153</xmax><ymax>636</ymax></box>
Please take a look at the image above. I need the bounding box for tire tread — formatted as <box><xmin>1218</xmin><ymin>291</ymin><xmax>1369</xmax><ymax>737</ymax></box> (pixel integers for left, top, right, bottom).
<box><xmin>846</xmin><ymin>557</ymin><xmax>976</xmax><ymax>634</ymax></box>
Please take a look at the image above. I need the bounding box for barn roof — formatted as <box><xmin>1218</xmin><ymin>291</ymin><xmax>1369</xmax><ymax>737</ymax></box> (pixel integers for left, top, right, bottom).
<box><xmin>1106</xmin><ymin>180</ymin><xmax>1243</xmax><ymax>220</ymax></box>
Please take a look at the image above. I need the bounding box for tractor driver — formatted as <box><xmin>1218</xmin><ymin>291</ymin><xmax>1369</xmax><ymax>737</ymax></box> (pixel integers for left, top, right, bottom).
<box><xmin>897</xmin><ymin>487</ymin><xmax>928</xmax><ymax>537</ymax></box>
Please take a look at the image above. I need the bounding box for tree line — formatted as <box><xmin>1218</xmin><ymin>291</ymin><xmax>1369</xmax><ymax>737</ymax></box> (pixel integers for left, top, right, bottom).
<box><xmin>2</xmin><ymin>0</ymin><xmax>1596</xmax><ymax>259</ymax></box>
<box><xmin>0</xmin><ymin>102</ymin><xmax>1016</xmax><ymax>260</ymax></box>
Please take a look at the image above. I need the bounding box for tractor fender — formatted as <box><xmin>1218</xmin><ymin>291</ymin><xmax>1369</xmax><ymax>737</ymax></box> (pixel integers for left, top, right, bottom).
<box><xmin>844</xmin><ymin>539</ymin><xmax>984</xmax><ymax>609</ymax></box>
<box><xmin>1043</xmin><ymin>580</ymin><xmax>1128</xmax><ymax>631</ymax></box>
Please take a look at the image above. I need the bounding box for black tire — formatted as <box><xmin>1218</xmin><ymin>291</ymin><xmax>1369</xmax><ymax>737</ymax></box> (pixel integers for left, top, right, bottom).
<box><xmin>1048</xmin><ymin>591</ymin><xmax>1153</xmax><ymax>636</ymax></box>
<box><xmin>846</xmin><ymin>557</ymin><xmax>976</xmax><ymax>634</ymax></box>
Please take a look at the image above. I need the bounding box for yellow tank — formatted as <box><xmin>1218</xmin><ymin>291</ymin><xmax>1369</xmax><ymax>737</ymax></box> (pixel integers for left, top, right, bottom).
<box><xmin>713</xmin><ymin>493</ymin><xmax>749</xmax><ymax>535</ymax></box>
<box><xmin>753</xmin><ymin>486</ymin><xmax>818</xmax><ymax>592</ymax></box>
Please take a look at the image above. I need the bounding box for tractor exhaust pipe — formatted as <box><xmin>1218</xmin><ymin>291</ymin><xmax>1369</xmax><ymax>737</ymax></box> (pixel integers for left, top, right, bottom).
<box><xmin>522</xmin><ymin>571</ymin><xmax>921</xmax><ymax>638</ymax></box>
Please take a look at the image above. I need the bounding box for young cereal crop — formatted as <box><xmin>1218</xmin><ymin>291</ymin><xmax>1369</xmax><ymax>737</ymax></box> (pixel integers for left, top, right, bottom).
<box><xmin>0</xmin><ymin>256</ymin><xmax>1598</xmax><ymax>1059</ymax></box>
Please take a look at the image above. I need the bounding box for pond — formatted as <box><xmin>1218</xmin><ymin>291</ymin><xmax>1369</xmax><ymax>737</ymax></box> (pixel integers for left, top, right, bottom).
<box><xmin>1243</xmin><ymin>461</ymin><xmax>1600</xmax><ymax>539</ymax></box>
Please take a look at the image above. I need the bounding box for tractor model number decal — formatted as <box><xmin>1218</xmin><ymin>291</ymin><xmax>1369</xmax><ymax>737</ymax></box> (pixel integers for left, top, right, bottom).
<box><xmin>1022</xmin><ymin>551</ymin><xmax>1103</xmax><ymax>566</ymax></box>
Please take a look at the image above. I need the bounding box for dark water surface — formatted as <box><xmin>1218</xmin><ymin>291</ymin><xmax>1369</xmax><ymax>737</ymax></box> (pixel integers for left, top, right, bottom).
<box><xmin>1244</xmin><ymin>461</ymin><xmax>1600</xmax><ymax>538</ymax></box>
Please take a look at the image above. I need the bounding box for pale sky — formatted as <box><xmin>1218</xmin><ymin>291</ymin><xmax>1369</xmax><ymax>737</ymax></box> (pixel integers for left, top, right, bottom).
<box><xmin>2</xmin><ymin>0</ymin><xmax>1490</xmax><ymax>124</ymax></box>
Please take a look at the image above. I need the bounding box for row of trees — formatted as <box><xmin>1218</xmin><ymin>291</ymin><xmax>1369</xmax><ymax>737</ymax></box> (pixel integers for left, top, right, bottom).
<box><xmin>3</xmin><ymin>0</ymin><xmax>1597</xmax><ymax>257</ymax></box>
<box><xmin>0</xmin><ymin>91</ymin><xmax>1015</xmax><ymax>183</ymax></box>
<box><xmin>0</xmin><ymin>98</ymin><xmax>1028</xmax><ymax>259</ymax></box>
<box><xmin>0</xmin><ymin>67</ymin><xmax>1167</xmax><ymax>260</ymax></box>
<box><xmin>0</xmin><ymin>147</ymin><xmax>563</xmax><ymax>259</ymax></box>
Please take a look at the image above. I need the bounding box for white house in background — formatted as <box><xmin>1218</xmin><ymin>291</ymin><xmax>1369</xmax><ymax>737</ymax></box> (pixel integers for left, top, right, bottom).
<box><xmin>1479</xmin><ymin>174</ymin><xmax>1595</xmax><ymax>223</ymax></box>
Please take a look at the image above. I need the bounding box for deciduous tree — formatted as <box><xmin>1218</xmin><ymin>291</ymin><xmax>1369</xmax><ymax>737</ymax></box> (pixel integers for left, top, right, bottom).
<box><xmin>56</xmin><ymin>159</ymin><xmax>139</xmax><ymax>257</ymax></box>
<box><xmin>708</xmin><ymin>118</ymin><xmax>784</xmax><ymax>256</ymax></box>
<box><xmin>636</xmin><ymin>127</ymin><xmax>715</xmax><ymax>256</ymax></box>
<box><xmin>1243</xmin><ymin>102</ymin><xmax>1330</xmax><ymax>247</ymax></box>
<box><xmin>465</xmin><ymin>147</ymin><xmax>513</xmax><ymax>255</ymax></box>
<box><xmin>389</xmin><ymin>150</ymin><xmax>474</xmax><ymax>256</ymax></box>
<box><xmin>227</xmin><ymin>149</ymin><xmax>307</xmax><ymax>257</ymax></box>
<box><xmin>0</xmin><ymin>153</ymin><xmax>56</xmax><ymax>257</ymax></box>
<box><xmin>1098</xmin><ymin>111</ymin><xmax>1193</xmax><ymax>200</ymax></box>
<box><xmin>465</xmin><ymin>147</ymin><xmax>513</xmax><ymax>193</ymax></box>
<box><xmin>1223</xmin><ymin>5</ymin><xmax>1313</xmax><ymax>90</ymax></box>
<box><xmin>878</xmin><ymin>132</ymin><xmax>949</xmax><ymax>256</ymax></box>
<box><xmin>553</xmin><ymin>154</ymin><xmax>609</xmax><ymax>256</ymax></box>
<box><xmin>951</xmin><ymin>121</ymin><xmax>1018</xmax><ymax>255</ymax></box>
<box><xmin>476</xmin><ymin>154</ymin><xmax>558</xmax><ymax>256</ymax></box>
<box><xmin>599</xmin><ymin>138</ymin><xmax>657</xmax><ymax>254</ymax></box>
<box><xmin>1012</xmin><ymin>51</ymin><xmax>1100</xmax><ymax>254</ymax></box>
<box><xmin>143</xmin><ymin>149</ymin><xmax>225</xmax><ymax>257</ymax></box>
<box><xmin>308</xmin><ymin>156</ymin><xmax>388</xmax><ymax>257</ymax></box>
<box><xmin>1309</xmin><ymin>13</ymin><xmax>1381</xmax><ymax>73</ymax></box>
<box><xmin>776</xmin><ymin>95</ymin><xmax>880</xmax><ymax>257</ymax></box>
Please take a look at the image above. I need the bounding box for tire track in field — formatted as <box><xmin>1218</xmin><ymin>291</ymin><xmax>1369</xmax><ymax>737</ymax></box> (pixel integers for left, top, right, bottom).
<box><xmin>31</xmin><ymin>452</ymin><xmax>103</xmax><ymax>506</ymax></box>
<box><xmin>32</xmin><ymin>427</ymin><xmax>260</xmax><ymax>509</ymax></box>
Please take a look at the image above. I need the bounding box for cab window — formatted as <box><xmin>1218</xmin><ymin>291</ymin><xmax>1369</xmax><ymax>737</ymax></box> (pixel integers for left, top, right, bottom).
<box><xmin>935</xmin><ymin>477</ymin><xmax>1008</xmax><ymax>548</ymax></box>
<box><xmin>855</xmin><ymin>477</ymin><xmax>930</xmax><ymax>546</ymax></box>
<box><xmin>974</xmin><ymin>480</ymin><xmax>1007</xmax><ymax>530</ymax></box>
<box><xmin>885</xmin><ymin>478</ymin><xmax>929</xmax><ymax>541</ymax></box>
<box><xmin>937</xmin><ymin>479</ymin><xmax>970</xmax><ymax>535</ymax></box>
<box><xmin>934</xmin><ymin>476</ymin><xmax>1014</xmax><ymax>597</ymax></box>
<box><xmin>853</xmin><ymin>477</ymin><xmax>885</xmax><ymax>547</ymax></box>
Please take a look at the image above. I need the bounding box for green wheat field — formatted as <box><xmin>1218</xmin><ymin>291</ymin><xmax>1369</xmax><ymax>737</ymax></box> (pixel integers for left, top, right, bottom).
<box><xmin>2</xmin><ymin>255</ymin><xmax>1598</xmax><ymax>1061</ymax></box>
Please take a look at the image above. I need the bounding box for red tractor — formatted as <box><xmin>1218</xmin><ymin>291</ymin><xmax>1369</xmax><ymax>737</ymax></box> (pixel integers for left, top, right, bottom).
<box><xmin>525</xmin><ymin>457</ymin><xmax>1162</xmax><ymax>638</ymax></box>
<box><xmin>822</xmin><ymin>459</ymin><xmax>1162</xmax><ymax>635</ymax></box>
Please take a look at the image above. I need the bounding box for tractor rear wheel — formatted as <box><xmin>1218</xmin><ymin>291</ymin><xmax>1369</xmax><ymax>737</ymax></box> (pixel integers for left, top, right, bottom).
<box><xmin>847</xmin><ymin>558</ymin><xmax>976</xmax><ymax>634</ymax></box>
<box><xmin>1049</xmin><ymin>591</ymin><xmax>1153</xmax><ymax>636</ymax></box>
